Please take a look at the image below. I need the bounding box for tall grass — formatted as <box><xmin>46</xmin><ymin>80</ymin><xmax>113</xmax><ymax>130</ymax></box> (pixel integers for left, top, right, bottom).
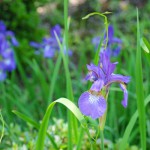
<box><xmin>136</xmin><ymin>9</ymin><xmax>146</xmax><ymax>150</ymax></box>
<box><xmin>2</xmin><ymin>2</ymin><xmax>148</xmax><ymax>150</ymax></box>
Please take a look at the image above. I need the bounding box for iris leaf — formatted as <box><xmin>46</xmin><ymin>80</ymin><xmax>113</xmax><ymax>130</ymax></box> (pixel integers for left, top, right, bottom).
<box><xmin>140</xmin><ymin>37</ymin><xmax>150</xmax><ymax>53</ymax></box>
<box><xmin>35</xmin><ymin>98</ymin><xmax>85</xmax><ymax>150</ymax></box>
<box><xmin>120</xmin><ymin>94</ymin><xmax>150</xmax><ymax>150</ymax></box>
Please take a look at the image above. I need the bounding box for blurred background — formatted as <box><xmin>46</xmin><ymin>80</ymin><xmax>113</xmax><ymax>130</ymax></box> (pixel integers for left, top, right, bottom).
<box><xmin>0</xmin><ymin>0</ymin><xmax>150</xmax><ymax>149</ymax></box>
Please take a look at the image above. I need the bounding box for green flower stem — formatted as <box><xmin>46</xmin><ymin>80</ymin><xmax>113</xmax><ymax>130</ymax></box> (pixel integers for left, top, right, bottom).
<box><xmin>99</xmin><ymin>90</ymin><xmax>108</xmax><ymax>149</ymax></box>
<box><xmin>99</xmin><ymin>110</ymin><xmax>107</xmax><ymax>131</ymax></box>
<box><xmin>100</xmin><ymin>130</ymin><xmax>105</xmax><ymax>150</ymax></box>
<box><xmin>0</xmin><ymin>110</ymin><xmax>4</xmax><ymax>143</ymax></box>
<box><xmin>99</xmin><ymin>110</ymin><xmax>107</xmax><ymax>150</ymax></box>
<box><xmin>82</xmin><ymin>12</ymin><xmax>111</xmax><ymax>51</ymax></box>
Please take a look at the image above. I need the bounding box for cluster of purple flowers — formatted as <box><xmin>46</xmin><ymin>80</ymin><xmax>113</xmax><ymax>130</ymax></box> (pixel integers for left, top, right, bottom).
<box><xmin>92</xmin><ymin>25</ymin><xmax>122</xmax><ymax>57</ymax></box>
<box><xmin>30</xmin><ymin>25</ymin><xmax>72</xmax><ymax>58</ymax></box>
<box><xmin>78</xmin><ymin>50</ymin><xmax>130</xmax><ymax>119</ymax></box>
<box><xmin>0</xmin><ymin>21</ymin><xmax>18</xmax><ymax>81</ymax></box>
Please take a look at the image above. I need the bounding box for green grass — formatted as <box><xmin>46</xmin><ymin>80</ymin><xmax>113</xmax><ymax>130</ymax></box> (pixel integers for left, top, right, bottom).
<box><xmin>135</xmin><ymin>9</ymin><xmax>146</xmax><ymax>150</ymax></box>
<box><xmin>0</xmin><ymin>1</ymin><xmax>150</xmax><ymax>149</ymax></box>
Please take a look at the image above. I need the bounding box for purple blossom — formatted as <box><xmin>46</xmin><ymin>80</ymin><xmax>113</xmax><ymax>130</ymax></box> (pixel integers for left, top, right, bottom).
<box><xmin>0</xmin><ymin>41</ymin><xmax>16</xmax><ymax>81</ymax></box>
<box><xmin>0</xmin><ymin>21</ymin><xmax>19</xmax><ymax>46</ymax></box>
<box><xmin>30</xmin><ymin>24</ymin><xmax>72</xmax><ymax>58</ymax></box>
<box><xmin>0</xmin><ymin>22</ymin><xmax>17</xmax><ymax>81</ymax></box>
<box><xmin>78</xmin><ymin>51</ymin><xmax>130</xmax><ymax>119</ymax></box>
<box><xmin>92</xmin><ymin>25</ymin><xmax>122</xmax><ymax>57</ymax></box>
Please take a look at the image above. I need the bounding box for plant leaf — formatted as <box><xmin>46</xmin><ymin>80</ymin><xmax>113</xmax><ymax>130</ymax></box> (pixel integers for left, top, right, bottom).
<box><xmin>35</xmin><ymin>98</ymin><xmax>85</xmax><ymax>150</ymax></box>
<box><xmin>140</xmin><ymin>37</ymin><xmax>150</xmax><ymax>53</ymax></box>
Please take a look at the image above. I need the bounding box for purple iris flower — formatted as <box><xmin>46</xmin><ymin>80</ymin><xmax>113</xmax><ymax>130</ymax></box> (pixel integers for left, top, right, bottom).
<box><xmin>92</xmin><ymin>25</ymin><xmax>122</xmax><ymax>57</ymax></box>
<box><xmin>78</xmin><ymin>51</ymin><xmax>130</xmax><ymax>119</ymax></box>
<box><xmin>0</xmin><ymin>21</ymin><xmax>19</xmax><ymax>46</ymax></box>
<box><xmin>0</xmin><ymin>22</ymin><xmax>17</xmax><ymax>81</ymax></box>
<box><xmin>30</xmin><ymin>24</ymin><xmax>72</xmax><ymax>58</ymax></box>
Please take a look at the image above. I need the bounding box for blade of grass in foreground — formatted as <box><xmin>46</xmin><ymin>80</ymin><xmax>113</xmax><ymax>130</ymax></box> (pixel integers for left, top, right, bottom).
<box><xmin>56</xmin><ymin>1</ymin><xmax>79</xmax><ymax>148</ymax></box>
<box><xmin>135</xmin><ymin>9</ymin><xmax>146</xmax><ymax>150</ymax></box>
<box><xmin>0</xmin><ymin>110</ymin><xmax>4</xmax><ymax>143</ymax></box>
<box><xmin>64</xmin><ymin>0</ymin><xmax>74</xmax><ymax>146</ymax></box>
<box><xmin>35</xmin><ymin>98</ymin><xmax>85</xmax><ymax>150</ymax></box>
<box><xmin>120</xmin><ymin>94</ymin><xmax>150</xmax><ymax>150</ymax></box>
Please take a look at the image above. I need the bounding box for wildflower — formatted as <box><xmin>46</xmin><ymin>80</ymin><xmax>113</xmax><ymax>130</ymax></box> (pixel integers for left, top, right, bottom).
<box><xmin>0</xmin><ymin>21</ymin><xmax>18</xmax><ymax>81</ymax></box>
<box><xmin>30</xmin><ymin>25</ymin><xmax>72</xmax><ymax>58</ymax></box>
<box><xmin>78</xmin><ymin>51</ymin><xmax>130</xmax><ymax>119</ymax></box>
<box><xmin>92</xmin><ymin>25</ymin><xmax>122</xmax><ymax>57</ymax></box>
<box><xmin>0</xmin><ymin>20</ymin><xmax>19</xmax><ymax>46</ymax></box>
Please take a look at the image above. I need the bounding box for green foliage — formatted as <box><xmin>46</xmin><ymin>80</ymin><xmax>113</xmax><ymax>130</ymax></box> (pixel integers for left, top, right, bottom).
<box><xmin>0</xmin><ymin>0</ymin><xmax>46</xmax><ymax>63</ymax></box>
<box><xmin>0</xmin><ymin>0</ymin><xmax>150</xmax><ymax>149</ymax></box>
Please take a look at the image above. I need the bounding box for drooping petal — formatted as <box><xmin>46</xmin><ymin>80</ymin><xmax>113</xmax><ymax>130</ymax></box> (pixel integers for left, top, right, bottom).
<box><xmin>87</xmin><ymin>63</ymin><xmax>105</xmax><ymax>80</ymax></box>
<box><xmin>112</xmin><ymin>37</ymin><xmax>122</xmax><ymax>44</ymax></box>
<box><xmin>43</xmin><ymin>45</ymin><xmax>55</xmax><ymax>58</ymax></box>
<box><xmin>120</xmin><ymin>84</ymin><xmax>128</xmax><ymax>108</ymax></box>
<box><xmin>106</xmin><ymin>73</ymin><xmax>130</xmax><ymax>85</ymax></box>
<box><xmin>87</xmin><ymin>63</ymin><xmax>98</xmax><ymax>72</ymax></box>
<box><xmin>0</xmin><ymin>70</ymin><xmax>7</xmax><ymax>81</ymax></box>
<box><xmin>6</xmin><ymin>31</ymin><xmax>19</xmax><ymax>46</ymax></box>
<box><xmin>11</xmin><ymin>36</ymin><xmax>19</xmax><ymax>46</ymax></box>
<box><xmin>78</xmin><ymin>91</ymin><xmax>107</xmax><ymax>119</ymax></box>
<box><xmin>3</xmin><ymin>57</ymin><xmax>16</xmax><ymax>71</ymax></box>
<box><xmin>90</xmin><ymin>79</ymin><xmax>104</xmax><ymax>92</ymax></box>
<box><xmin>85</xmin><ymin>71</ymin><xmax>98</xmax><ymax>82</ymax></box>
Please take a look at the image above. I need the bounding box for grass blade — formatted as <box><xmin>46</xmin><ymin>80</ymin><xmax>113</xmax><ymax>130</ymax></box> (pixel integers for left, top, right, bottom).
<box><xmin>120</xmin><ymin>94</ymin><xmax>150</xmax><ymax>150</ymax></box>
<box><xmin>12</xmin><ymin>110</ymin><xmax>39</xmax><ymax>128</ymax></box>
<box><xmin>35</xmin><ymin>98</ymin><xmax>85</xmax><ymax>150</ymax></box>
<box><xmin>135</xmin><ymin>8</ymin><xmax>146</xmax><ymax>150</ymax></box>
<box><xmin>48</xmin><ymin>53</ymin><xmax>62</xmax><ymax>104</ymax></box>
<box><xmin>0</xmin><ymin>111</ymin><xmax>4</xmax><ymax>143</ymax></box>
<box><xmin>140</xmin><ymin>37</ymin><xmax>150</xmax><ymax>53</ymax></box>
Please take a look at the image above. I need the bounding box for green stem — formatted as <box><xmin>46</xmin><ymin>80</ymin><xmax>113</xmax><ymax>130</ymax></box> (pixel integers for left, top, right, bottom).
<box><xmin>99</xmin><ymin>110</ymin><xmax>107</xmax><ymax>131</ymax></box>
<box><xmin>136</xmin><ymin>8</ymin><xmax>146</xmax><ymax>150</ymax></box>
<box><xmin>100</xmin><ymin>130</ymin><xmax>105</xmax><ymax>150</ymax></box>
<box><xmin>76</xmin><ymin>127</ymin><xmax>84</xmax><ymax>150</ymax></box>
<box><xmin>48</xmin><ymin>54</ymin><xmax>62</xmax><ymax>104</ymax></box>
<box><xmin>84</xmin><ymin>127</ymin><xmax>96</xmax><ymax>150</ymax></box>
<box><xmin>82</xmin><ymin>12</ymin><xmax>111</xmax><ymax>50</ymax></box>
<box><xmin>0</xmin><ymin>110</ymin><xmax>4</xmax><ymax>143</ymax></box>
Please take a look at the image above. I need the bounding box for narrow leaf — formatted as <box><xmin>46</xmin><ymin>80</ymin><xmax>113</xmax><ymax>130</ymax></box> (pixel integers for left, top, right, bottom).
<box><xmin>135</xmin><ymin>8</ymin><xmax>146</xmax><ymax>150</ymax></box>
<box><xmin>120</xmin><ymin>94</ymin><xmax>150</xmax><ymax>150</ymax></box>
<box><xmin>35</xmin><ymin>98</ymin><xmax>85</xmax><ymax>150</ymax></box>
<box><xmin>140</xmin><ymin>37</ymin><xmax>150</xmax><ymax>53</ymax></box>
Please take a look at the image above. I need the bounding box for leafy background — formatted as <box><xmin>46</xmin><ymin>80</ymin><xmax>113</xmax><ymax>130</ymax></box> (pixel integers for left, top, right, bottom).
<box><xmin>0</xmin><ymin>0</ymin><xmax>150</xmax><ymax>149</ymax></box>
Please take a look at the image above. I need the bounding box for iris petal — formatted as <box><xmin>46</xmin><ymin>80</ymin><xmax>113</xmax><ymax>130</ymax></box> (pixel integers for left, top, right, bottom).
<box><xmin>120</xmin><ymin>84</ymin><xmax>128</xmax><ymax>107</ymax></box>
<box><xmin>44</xmin><ymin>45</ymin><xmax>55</xmax><ymax>58</ymax></box>
<box><xmin>78</xmin><ymin>91</ymin><xmax>107</xmax><ymax>119</ymax></box>
<box><xmin>50</xmin><ymin>24</ymin><xmax>62</xmax><ymax>38</ymax></box>
<box><xmin>100</xmin><ymin>51</ymin><xmax>117</xmax><ymax>76</ymax></box>
<box><xmin>0</xmin><ymin>70</ymin><xmax>7</xmax><ymax>81</ymax></box>
<box><xmin>107</xmin><ymin>74</ymin><xmax>130</xmax><ymax>85</ymax></box>
<box><xmin>90</xmin><ymin>79</ymin><xmax>104</xmax><ymax>92</ymax></box>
